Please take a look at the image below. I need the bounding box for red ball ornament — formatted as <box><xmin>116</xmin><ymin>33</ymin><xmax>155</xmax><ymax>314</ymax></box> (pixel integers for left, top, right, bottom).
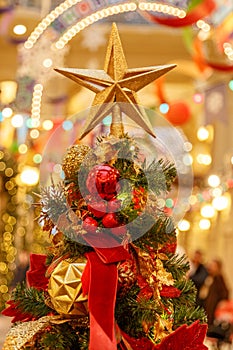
<box><xmin>102</xmin><ymin>213</ymin><xmax>119</xmax><ymax>228</ymax></box>
<box><xmin>83</xmin><ymin>216</ymin><xmax>98</xmax><ymax>233</ymax></box>
<box><xmin>86</xmin><ymin>164</ymin><xmax>120</xmax><ymax>200</ymax></box>
<box><xmin>166</xmin><ymin>101</ymin><xmax>191</xmax><ymax>126</ymax></box>
<box><xmin>87</xmin><ymin>202</ymin><xmax>106</xmax><ymax>218</ymax></box>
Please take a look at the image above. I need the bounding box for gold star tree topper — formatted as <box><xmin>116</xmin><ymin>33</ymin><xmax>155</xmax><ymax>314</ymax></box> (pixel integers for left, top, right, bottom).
<box><xmin>55</xmin><ymin>23</ymin><xmax>176</xmax><ymax>139</ymax></box>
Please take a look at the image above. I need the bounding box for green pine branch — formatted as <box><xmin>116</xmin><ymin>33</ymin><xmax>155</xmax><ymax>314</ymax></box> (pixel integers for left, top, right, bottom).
<box><xmin>115</xmin><ymin>284</ymin><xmax>163</xmax><ymax>339</ymax></box>
<box><xmin>173</xmin><ymin>305</ymin><xmax>207</xmax><ymax>328</ymax></box>
<box><xmin>133</xmin><ymin>215</ymin><xmax>176</xmax><ymax>251</ymax></box>
<box><xmin>163</xmin><ymin>254</ymin><xmax>190</xmax><ymax>281</ymax></box>
<box><xmin>141</xmin><ymin>159</ymin><xmax>177</xmax><ymax>196</ymax></box>
<box><xmin>62</xmin><ymin>237</ymin><xmax>93</xmax><ymax>259</ymax></box>
<box><xmin>12</xmin><ymin>282</ymin><xmax>52</xmax><ymax>318</ymax></box>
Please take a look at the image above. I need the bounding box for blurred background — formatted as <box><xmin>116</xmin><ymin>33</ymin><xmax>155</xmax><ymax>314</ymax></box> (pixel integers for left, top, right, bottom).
<box><xmin>0</xmin><ymin>0</ymin><xmax>232</xmax><ymax>326</ymax></box>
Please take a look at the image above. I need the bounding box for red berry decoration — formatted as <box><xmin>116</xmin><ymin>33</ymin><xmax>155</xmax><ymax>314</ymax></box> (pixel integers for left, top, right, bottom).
<box><xmin>86</xmin><ymin>164</ymin><xmax>120</xmax><ymax>200</ymax></box>
<box><xmin>83</xmin><ymin>216</ymin><xmax>98</xmax><ymax>233</ymax></box>
<box><xmin>87</xmin><ymin>202</ymin><xmax>106</xmax><ymax>218</ymax></box>
<box><xmin>102</xmin><ymin>213</ymin><xmax>119</xmax><ymax>228</ymax></box>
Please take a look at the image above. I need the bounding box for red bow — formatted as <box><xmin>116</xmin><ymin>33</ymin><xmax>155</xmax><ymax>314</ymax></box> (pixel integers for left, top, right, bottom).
<box><xmin>82</xmin><ymin>232</ymin><xmax>130</xmax><ymax>350</ymax></box>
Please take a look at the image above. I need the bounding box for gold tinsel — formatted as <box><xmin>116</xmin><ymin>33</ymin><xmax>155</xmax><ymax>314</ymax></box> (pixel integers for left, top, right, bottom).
<box><xmin>48</xmin><ymin>258</ymin><xmax>88</xmax><ymax>316</ymax></box>
<box><xmin>2</xmin><ymin>316</ymin><xmax>53</xmax><ymax>350</ymax></box>
<box><xmin>62</xmin><ymin>144</ymin><xmax>90</xmax><ymax>179</ymax></box>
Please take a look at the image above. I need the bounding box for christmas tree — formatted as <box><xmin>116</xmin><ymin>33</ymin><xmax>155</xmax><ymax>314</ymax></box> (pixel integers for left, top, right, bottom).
<box><xmin>2</xmin><ymin>23</ymin><xmax>208</xmax><ymax>350</ymax></box>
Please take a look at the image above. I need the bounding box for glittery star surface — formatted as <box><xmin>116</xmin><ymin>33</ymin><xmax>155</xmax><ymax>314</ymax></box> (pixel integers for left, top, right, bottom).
<box><xmin>55</xmin><ymin>23</ymin><xmax>176</xmax><ymax>139</ymax></box>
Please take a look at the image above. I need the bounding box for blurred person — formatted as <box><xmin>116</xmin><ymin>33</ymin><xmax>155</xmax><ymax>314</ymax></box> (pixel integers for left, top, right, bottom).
<box><xmin>199</xmin><ymin>258</ymin><xmax>229</xmax><ymax>327</ymax></box>
<box><xmin>188</xmin><ymin>250</ymin><xmax>208</xmax><ymax>306</ymax></box>
<box><xmin>10</xmin><ymin>250</ymin><xmax>29</xmax><ymax>290</ymax></box>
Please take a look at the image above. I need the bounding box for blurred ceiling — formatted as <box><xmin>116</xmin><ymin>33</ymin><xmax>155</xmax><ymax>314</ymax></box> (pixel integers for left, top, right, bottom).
<box><xmin>0</xmin><ymin>0</ymin><xmax>232</xmax><ymax>144</ymax></box>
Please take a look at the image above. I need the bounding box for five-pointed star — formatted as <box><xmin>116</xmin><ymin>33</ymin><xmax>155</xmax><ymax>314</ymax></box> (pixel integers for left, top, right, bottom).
<box><xmin>55</xmin><ymin>23</ymin><xmax>176</xmax><ymax>139</ymax></box>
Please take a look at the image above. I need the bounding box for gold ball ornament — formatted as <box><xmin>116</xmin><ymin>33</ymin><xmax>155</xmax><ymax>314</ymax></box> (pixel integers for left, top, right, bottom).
<box><xmin>48</xmin><ymin>259</ymin><xmax>88</xmax><ymax>316</ymax></box>
<box><xmin>62</xmin><ymin>144</ymin><xmax>90</xmax><ymax>179</ymax></box>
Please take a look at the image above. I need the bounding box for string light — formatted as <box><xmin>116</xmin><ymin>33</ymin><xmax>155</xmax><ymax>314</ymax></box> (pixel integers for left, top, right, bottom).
<box><xmin>24</xmin><ymin>0</ymin><xmax>82</xmax><ymax>49</ymax></box>
<box><xmin>31</xmin><ymin>84</ymin><xmax>43</xmax><ymax>131</ymax></box>
<box><xmin>138</xmin><ymin>2</ymin><xmax>186</xmax><ymax>18</ymax></box>
<box><xmin>55</xmin><ymin>3</ymin><xmax>137</xmax><ymax>49</ymax></box>
<box><xmin>223</xmin><ymin>42</ymin><xmax>233</xmax><ymax>61</ymax></box>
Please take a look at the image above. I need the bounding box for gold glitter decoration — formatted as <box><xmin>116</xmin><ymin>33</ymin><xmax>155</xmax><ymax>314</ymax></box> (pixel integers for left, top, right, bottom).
<box><xmin>2</xmin><ymin>316</ymin><xmax>53</xmax><ymax>350</ymax></box>
<box><xmin>153</xmin><ymin>316</ymin><xmax>173</xmax><ymax>342</ymax></box>
<box><xmin>48</xmin><ymin>258</ymin><xmax>88</xmax><ymax>316</ymax></box>
<box><xmin>62</xmin><ymin>144</ymin><xmax>90</xmax><ymax>179</ymax></box>
<box><xmin>55</xmin><ymin>23</ymin><xmax>176</xmax><ymax>140</ymax></box>
<box><xmin>153</xmin><ymin>258</ymin><xmax>174</xmax><ymax>289</ymax></box>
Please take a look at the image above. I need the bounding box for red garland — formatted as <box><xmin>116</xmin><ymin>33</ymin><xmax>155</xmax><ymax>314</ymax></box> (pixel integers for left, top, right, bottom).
<box><xmin>142</xmin><ymin>0</ymin><xmax>216</xmax><ymax>28</ymax></box>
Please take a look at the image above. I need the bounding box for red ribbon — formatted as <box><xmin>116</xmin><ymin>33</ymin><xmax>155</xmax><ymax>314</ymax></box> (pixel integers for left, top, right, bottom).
<box><xmin>82</xmin><ymin>232</ymin><xmax>130</xmax><ymax>350</ymax></box>
<box><xmin>203</xmin><ymin>60</ymin><xmax>233</xmax><ymax>72</ymax></box>
<box><xmin>143</xmin><ymin>0</ymin><xmax>216</xmax><ymax>28</ymax></box>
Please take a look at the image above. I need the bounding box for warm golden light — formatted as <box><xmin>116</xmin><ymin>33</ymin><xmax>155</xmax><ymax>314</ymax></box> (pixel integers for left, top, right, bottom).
<box><xmin>13</xmin><ymin>24</ymin><xmax>27</xmax><ymax>35</ymax></box>
<box><xmin>11</xmin><ymin>114</ymin><xmax>24</xmax><ymax>128</ymax></box>
<box><xmin>201</xmin><ymin>204</ymin><xmax>215</xmax><ymax>218</ymax></box>
<box><xmin>178</xmin><ymin>219</ymin><xmax>190</xmax><ymax>231</ymax></box>
<box><xmin>212</xmin><ymin>196</ymin><xmax>229</xmax><ymax>211</ymax></box>
<box><xmin>18</xmin><ymin>144</ymin><xmax>28</xmax><ymax>154</ymax></box>
<box><xmin>0</xmin><ymin>81</ymin><xmax>17</xmax><ymax>104</ymax></box>
<box><xmin>20</xmin><ymin>166</ymin><xmax>39</xmax><ymax>186</ymax></box>
<box><xmin>42</xmin><ymin>120</ymin><xmax>54</xmax><ymax>130</ymax></box>
<box><xmin>197</xmin><ymin>126</ymin><xmax>209</xmax><ymax>141</ymax></box>
<box><xmin>196</xmin><ymin>154</ymin><xmax>212</xmax><ymax>165</ymax></box>
<box><xmin>199</xmin><ymin>219</ymin><xmax>211</xmax><ymax>230</ymax></box>
<box><xmin>2</xmin><ymin>107</ymin><xmax>13</xmax><ymax>118</ymax></box>
<box><xmin>208</xmin><ymin>175</ymin><xmax>220</xmax><ymax>188</ymax></box>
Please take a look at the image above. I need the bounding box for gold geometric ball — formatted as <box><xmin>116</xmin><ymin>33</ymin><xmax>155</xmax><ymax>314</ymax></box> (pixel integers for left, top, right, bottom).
<box><xmin>48</xmin><ymin>259</ymin><xmax>88</xmax><ymax>316</ymax></box>
<box><xmin>62</xmin><ymin>144</ymin><xmax>90</xmax><ymax>179</ymax></box>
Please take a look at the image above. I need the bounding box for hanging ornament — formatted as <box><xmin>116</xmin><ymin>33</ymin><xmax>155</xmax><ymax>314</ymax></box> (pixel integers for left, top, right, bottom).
<box><xmin>62</xmin><ymin>144</ymin><xmax>91</xmax><ymax>179</ymax></box>
<box><xmin>86</xmin><ymin>164</ymin><xmax>120</xmax><ymax>200</ymax></box>
<box><xmin>166</xmin><ymin>101</ymin><xmax>191</xmax><ymax>126</ymax></box>
<box><xmin>48</xmin><ymin>259</ymin><xmax>88</xmax><ymax>316</ymax></box>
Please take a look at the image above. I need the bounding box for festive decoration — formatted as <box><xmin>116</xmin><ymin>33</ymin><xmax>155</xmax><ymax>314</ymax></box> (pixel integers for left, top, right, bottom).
<box><xmin>166</xmin><ymin>101</ymin><xmax>191</xmax><ymax>126</ymax></box>
<box><xmin>2</xmin><ymin>316</ymin><xmax>53</xmax><ymax>350</ymax></box>
<box><xmin>48</xmin><ymin>259</ymin><xmax>88</xmax><ymax>316</ymax></box>
<box><xmin>55</xmin><ymin>23</ymin><xmax>176</xmax><ymax>139</ymax></box>
<box><xmin>2</xmin><ymin>23</ymin><xmax>207</xmax><ymax>350</ymax></box>
<box><xmin>86</xmin><ymin>164</ymin><xmax>120</xmax><ymax>200</ymax></box>
<box><xmin>143</xmin><ymin>0</ymin><xmax>216</xmax><ymax>28</ymax></box>
<box><xmin>62</xmin><ymin>144</ymin><xmax>91</xmax><ymax>179</ymax></box>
